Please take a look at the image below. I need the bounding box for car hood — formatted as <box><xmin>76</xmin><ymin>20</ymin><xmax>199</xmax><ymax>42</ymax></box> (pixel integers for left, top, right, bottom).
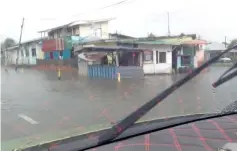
<box><xmin>11</xmin><ymin>113</ymin><xmax>220</xmax><ymax>151</ymax></box>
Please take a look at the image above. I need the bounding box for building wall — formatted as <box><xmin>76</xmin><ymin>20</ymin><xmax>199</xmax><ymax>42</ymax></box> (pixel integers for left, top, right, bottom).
<box><xmin>48</xmin><ymin>21</ymin><xmax>109</xmax><ymax>39</ymax></box>
<box><xmin>195</xmin><ymin>49</ymin><xmax>205</xmax><ymax>67</ymax></box>
<box><xmin>138</xmin><ymin>44</ymin><xmax>172</xmax><ymax>74</ymax></box>
<box><xmin>6</xmin><ymin>42</ymin><xmax>42</xmax><ymax>65</ymax></box>
<box><xmin>100</xmin><ymin>22</ymin><xmax>109</xmax><ymax>39</ymax></box>
<box><xmin>78</xmin><ymin>21</ymin><xmax>109</xmax><ymax>38</ymax></box>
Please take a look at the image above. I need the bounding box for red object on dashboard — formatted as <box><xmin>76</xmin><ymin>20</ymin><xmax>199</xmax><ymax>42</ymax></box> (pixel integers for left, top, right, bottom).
<box><xmin>42</xmin><ymin>38</ymin><xmax>64</xmax><ymax>52</ymax></box>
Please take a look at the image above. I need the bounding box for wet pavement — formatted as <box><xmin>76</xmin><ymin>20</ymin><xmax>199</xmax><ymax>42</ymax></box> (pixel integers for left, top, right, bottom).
<box><xmin>1</xmin><ymin>66</ymin><xmax>237</xmax><ymax>149</ymax></box>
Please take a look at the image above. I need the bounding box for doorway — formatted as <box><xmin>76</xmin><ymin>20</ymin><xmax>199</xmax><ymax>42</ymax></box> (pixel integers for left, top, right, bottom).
<box><xmin>50</xmin><ymin>52</ymin><xmax>53</xmax><ymax>59</ymax></box>
<box><xmin>172</xmin><ymin>45</ymin><xmax>181</xmax><ymax>71</ymax></box>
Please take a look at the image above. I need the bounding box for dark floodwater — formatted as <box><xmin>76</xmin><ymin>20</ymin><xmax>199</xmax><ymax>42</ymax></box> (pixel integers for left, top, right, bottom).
<box><xmin>1</xmin><ymin>66</ymin><xmax>237</xmax><ymax>146</ymax></box>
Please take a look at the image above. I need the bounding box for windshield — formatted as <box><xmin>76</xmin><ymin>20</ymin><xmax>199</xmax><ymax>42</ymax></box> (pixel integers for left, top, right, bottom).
<box><xmin>1</xmin><ymin>0</ymin><xmax>237</xmax><ymax>150</ymax></box>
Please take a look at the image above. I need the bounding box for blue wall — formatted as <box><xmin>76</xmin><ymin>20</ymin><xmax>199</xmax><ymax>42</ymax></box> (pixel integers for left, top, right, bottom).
<box><xmin>44</xmin><ymin>52</ymin><xmax>50</xmax><ymax>60</ymax></box>
<box><xmin>63</xmin><ymin>49</ymin><xmax>71</xmax><ymax>60</ymax></box>
<box><xmin>53</xmin><ymin>51</ymin><xmax>59</xmax><ymax>59</ymax></box>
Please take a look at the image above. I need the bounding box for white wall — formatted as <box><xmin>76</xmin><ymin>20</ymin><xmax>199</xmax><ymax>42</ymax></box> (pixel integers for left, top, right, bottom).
<box><xmin>48</xmin><ymin>21</ymin><xmax>109</xmax><ymax>39</ymax></box>
<box><xmin>138</xmin><ymin>44</ymin><xmax>173</xmax><ymax>74</ymax></box>
<box><xmin>7</xmin><ymin>42</ymin><xmax>42</xmax><ymax>65</ymax></box>
<box><xmin>79</xmin><ymin>21</ymin><xmax>109</xmax><ymax>39</ymax></box>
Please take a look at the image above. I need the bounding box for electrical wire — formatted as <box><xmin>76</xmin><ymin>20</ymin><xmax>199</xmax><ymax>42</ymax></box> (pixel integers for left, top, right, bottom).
<box><xmin>40</xmin><ymin>0</ymin><xmax>139</xmax><ymax>21</ymax></box>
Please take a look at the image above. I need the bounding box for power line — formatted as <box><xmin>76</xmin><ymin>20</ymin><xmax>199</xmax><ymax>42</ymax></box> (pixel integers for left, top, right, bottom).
<box><xmin>40</xmin><ymin>0</ymin><xmax>138</xmax><ymax>21</ymax></box>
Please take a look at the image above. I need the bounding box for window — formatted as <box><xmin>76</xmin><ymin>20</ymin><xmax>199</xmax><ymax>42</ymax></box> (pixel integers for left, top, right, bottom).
<box><xmin>159</xmin><ymin>52</ymin><xmax>166</xmax><ymax>63</ymax></box>
<box><xmin>143</xmin><ymin>50</ymin><xmax>153</xmax><ymax>62</ymax></box>
<box><xmin>156</xmin><ymin>51</ymin><xmax>159</xmax><ymax>64</ymax></box>
<box><xmin>50</xmin><ymin>52</ymin><xmax>53</xmax><ymax>59</ymax></box>
<box><xmin>31</xmin><ymin>48</ymin><xmax>36</xmax><ymax>57</ymax></box>
<box><xmin>181</xmin><ymin>56</ymin><xmax>191</xmax><ymax>66</ymax></box>
<box><xmin>25</xmin><ymin>49</ymin><xmax>29</xmax><ymax>57</ymax></box>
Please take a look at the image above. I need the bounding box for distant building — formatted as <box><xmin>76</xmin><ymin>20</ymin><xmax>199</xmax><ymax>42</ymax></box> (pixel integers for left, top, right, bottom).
<box><xmin>5</xmin><ymin>38</ymin><xmax>45</xmax><ymax>65</ymax></box>
<box><xmin>205</xmin><ymin>42</ymin><xmax>226</xmax><ymax>59</ymax></box>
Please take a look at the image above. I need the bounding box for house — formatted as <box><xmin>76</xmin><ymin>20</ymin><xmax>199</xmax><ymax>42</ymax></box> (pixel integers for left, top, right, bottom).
<box><xmin>106</xmin><ymin>35</ymin><xmax>207</xmax><ymax>74</ymax></box>
<box><xmin>38</xmin><ymin>18</ymin><xmax>113</xmax><ymax>62</ymax></box>
<box><xmin>5</xmin><ymin>38</ymin><xmax>45</xmax><ymax>65</ymax></box>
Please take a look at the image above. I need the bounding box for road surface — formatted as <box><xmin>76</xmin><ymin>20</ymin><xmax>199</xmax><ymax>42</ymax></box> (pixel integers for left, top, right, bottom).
<box><xmin>1</xmin><ymin>66</ymin><xmax>237</xmax><ymax>150</ymax></box>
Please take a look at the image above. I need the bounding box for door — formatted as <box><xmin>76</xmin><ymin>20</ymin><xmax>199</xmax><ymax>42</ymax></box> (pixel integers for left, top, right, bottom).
<box><xmin>142</xmin><ymin>50</ymin><xmax>154</xmax><ymax>74</ymax></box>
<box><xmin>154</xmin><ymin>50</ymin><xmax>159</xmax><ymax>74</ymax></box>
<box><xmin>50</xmin><ymin>52</ymin><xmax>53</xmax><ymax>59</ymax></box>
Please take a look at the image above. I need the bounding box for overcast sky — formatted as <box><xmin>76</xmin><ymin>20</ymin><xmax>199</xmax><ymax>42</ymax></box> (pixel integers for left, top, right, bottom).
<box><xmin>0</xmin><ymin>0</ymin><xmax>236</xmax><ymax>43</ymax></box>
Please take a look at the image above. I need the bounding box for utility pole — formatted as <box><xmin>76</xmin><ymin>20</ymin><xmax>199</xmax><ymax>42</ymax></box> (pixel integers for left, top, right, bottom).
<box><xmin>16</xmin><ymin>17</ymin><xmax>24</xmax><ymax>70</ymax></box>
<box><xmin>167</xmin><ymin>12</ymin><xmax>170</xmax><ymax>36</ymax></box>
<box><xmin>225</xmin><ymin>36</ymin><xmax>227</xmax><ymax>48</ymax></box>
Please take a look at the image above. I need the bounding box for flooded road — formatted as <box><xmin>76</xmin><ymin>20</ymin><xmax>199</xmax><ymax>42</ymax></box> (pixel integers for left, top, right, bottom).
<box><xmin>1</xmin><ymin>66</ymin><xmax>237</xmax><ymax>149</ymax></box>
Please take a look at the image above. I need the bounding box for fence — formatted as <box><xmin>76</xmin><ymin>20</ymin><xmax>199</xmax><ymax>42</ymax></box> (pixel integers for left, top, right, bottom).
<box><xmin>88</xmin><ymin>65</ymin><xmax>144</xmax><ymax>79</ymax></box>
<box><xmin>88</xmin><ymin>65</ymin><xmax>116</xmax><ymax>79</ymax></box>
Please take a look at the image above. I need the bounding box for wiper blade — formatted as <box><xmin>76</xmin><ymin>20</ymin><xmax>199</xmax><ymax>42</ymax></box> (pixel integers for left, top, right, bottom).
<box><xmin>212</xmin><ymin>67</ymin><xmax>237</xmax><ymax>88</ymax></box>
<box><xmin>217</xmin><ymin>61</ymin><xmax>237</xmax><ymax>80</ymax></box>
<box><xmin>82</xmin><ymin>45</ymin><xmax>237</xmax><ymax>150</ymax></box>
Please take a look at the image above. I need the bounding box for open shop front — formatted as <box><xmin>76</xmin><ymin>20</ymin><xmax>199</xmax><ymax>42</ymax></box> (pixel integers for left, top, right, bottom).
<box><xmin>76</xmin><ymin>46</ymin><xmax>145</xmax><ymax>79</ymax></box>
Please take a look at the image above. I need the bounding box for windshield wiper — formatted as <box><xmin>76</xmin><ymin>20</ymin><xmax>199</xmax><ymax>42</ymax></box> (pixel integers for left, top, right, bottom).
<box><xmin>80</xmin><ymin>44</ymin><xmax>237</xmax><ymax>150</ymax></box>
<box><xmin>212</xmin><ymin>61</ymin><xmax>237</xmax><ymax>88</ymax></box>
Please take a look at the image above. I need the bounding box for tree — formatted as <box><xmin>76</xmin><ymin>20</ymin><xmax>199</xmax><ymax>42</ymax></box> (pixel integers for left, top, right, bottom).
<box><xmin>227</xmin><ymin>39</ymin><xmax>237</xmax><ymax>49</ymax></box>
<box><xmin>1</xmin><ymin>38</ymin><xmax>17</xmax><ymax>50</ymax></box>
<box><xmin>147</xmin><ymin>33</ymin><xmax>156</xmax><ymax>38</ymax></box>
<box><xmin>179</xmin><ymin>33</ymin><xmax>185</xmax><ymax>37</ymax></box>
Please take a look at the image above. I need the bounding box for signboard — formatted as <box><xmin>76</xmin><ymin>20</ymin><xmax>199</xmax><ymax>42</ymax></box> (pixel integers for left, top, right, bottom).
<box><xmin>42</xmin><ymin>38</ymin><xmax>64</xmax><ymax>52</ymax></box>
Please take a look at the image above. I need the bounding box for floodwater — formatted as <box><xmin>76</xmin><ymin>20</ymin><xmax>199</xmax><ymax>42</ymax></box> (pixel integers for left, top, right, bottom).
<box><xmin>1</xmin><ymin>66</ymin><xmax>237</xmax><ymax>150</ymax></box>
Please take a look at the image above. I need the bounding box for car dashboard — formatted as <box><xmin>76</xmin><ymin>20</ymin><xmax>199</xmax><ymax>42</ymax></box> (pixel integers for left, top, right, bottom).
<box><xmin>87</xmin><ymin>114</ymin><xmax>237</xmax><ymax>151</ymax></box>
